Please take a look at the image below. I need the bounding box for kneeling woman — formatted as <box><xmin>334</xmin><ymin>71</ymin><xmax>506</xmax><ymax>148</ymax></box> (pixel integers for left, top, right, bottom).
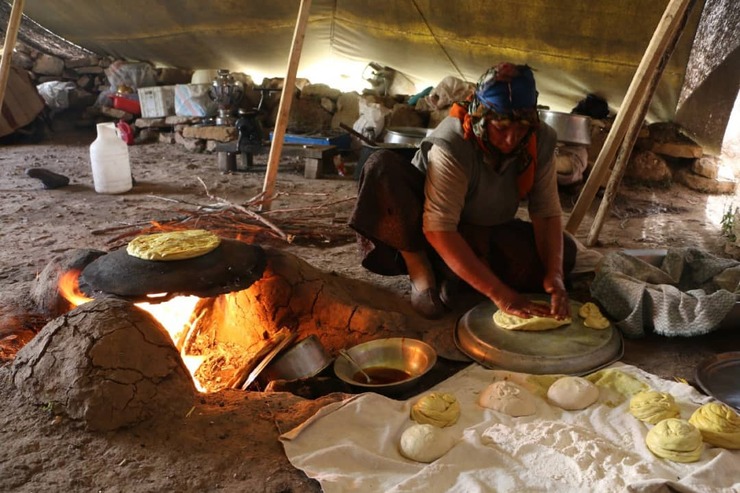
<box><xmin>349</xmin><ymin>62</ymin><xmax>576</xmax><ymax>320</ymax></box>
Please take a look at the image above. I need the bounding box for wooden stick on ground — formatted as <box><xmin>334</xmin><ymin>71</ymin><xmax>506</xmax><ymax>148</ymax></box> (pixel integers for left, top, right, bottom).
<box><xmin>195</xmin><ymin>177</ymin><xmax>294</xmax><ymax>243</ymax></box>
<box><xmin>565</xmin><ymin>0</ymin><xmax>696</xmax><ymax>237</ymax></box>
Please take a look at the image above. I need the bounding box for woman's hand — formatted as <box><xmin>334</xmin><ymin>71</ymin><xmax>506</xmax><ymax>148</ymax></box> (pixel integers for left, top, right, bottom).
<box><xmin>494</xmin><ymin>288</ymin><xmax>552</xmax><ymax>319</ymax></box>
<box><xmin>543</xmin><ymin>274</ymin><xmax>569</xmax><ymax>319</ymax></box>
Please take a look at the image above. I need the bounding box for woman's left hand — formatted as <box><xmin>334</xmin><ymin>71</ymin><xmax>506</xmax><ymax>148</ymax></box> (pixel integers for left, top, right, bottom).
<box><xmin>543</xmin><ymin>274</ymin><xmax>569</xmax><ymax>319</ymax></box>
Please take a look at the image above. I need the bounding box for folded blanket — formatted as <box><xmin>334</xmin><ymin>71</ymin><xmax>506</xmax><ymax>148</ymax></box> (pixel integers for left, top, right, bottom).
<box><xmin>590</xmin><ymin>248</ymin><xmax>739</xmax><ymax>337</ymax></box>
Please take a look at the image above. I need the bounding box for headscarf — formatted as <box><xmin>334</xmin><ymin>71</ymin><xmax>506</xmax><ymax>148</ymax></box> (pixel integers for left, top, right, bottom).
<box><xmin>449</xmin><ymin>62</ymin><xmax>540</xmax><ymax>198</ymax></box>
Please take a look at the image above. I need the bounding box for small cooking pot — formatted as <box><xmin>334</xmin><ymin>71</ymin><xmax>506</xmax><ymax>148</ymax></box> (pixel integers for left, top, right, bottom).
<box><xmin>538</xmin><ymin>110</ymin><xmax>592</xmax><ymax>146</ymax></box>
<box><xmin>258</xmin><ymin>335</ymin><xmax>332</xmax><ymax>384</ymax></box>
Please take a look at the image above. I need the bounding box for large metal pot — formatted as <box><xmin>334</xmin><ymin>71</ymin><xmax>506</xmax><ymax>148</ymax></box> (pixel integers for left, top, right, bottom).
<box><xmin>538</xmin><ymin>110</ymin><xmax>592</xmax><ymax>146</ymax></box>
<box><xmin>383</xmin><ymin>127</ymin><xmax>433</xmax><ymax>146</ymax></box>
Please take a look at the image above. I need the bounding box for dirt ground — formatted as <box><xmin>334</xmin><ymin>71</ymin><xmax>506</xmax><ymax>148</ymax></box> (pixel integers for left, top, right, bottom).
<box><xmin>0</xmin><ymin>119</ymin><xmax>739</xmax><ymax>492</ymax></box>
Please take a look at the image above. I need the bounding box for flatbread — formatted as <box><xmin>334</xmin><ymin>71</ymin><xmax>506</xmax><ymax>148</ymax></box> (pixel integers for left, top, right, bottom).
<box><xmin>493</xmin><ymin>301</ymin><xmax>571</xmax><ymax>331</ymax></box>
<box><xmin>126</xmin><ymin>229</ymin><xmax>221</xmax><ymax>261</ymax></box>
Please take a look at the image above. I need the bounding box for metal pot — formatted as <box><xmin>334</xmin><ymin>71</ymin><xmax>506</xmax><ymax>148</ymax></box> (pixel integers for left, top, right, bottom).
<box><xmin>538</xmin><ymin>110</ymin><xmax>592</xmax><ymax>146</ymax></box>
<box><xmin>258</xmin><ymin>335</ymin><xmax>332</xmax><ymax>384</ymax></box>
<box><xmin>383</xmin><ymin>127</ymin><xmax>433</xmax><ymax>147</ymax></box>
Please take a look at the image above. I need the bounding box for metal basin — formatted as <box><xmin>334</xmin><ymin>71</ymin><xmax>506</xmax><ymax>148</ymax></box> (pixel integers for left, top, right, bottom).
<box><xmin>383</xmin><ymin>127</ymin><xmax>432</xmax><ymax>146</ymax></box>
<box><xmin>538</xmin><ymin>110</ymin><xmax>592</xmax><ymax>146</ymax></box>
<box><xmin>333</xmin><ymin>337</ymin><xmax>437</xmax><ymax>395</ymax></box>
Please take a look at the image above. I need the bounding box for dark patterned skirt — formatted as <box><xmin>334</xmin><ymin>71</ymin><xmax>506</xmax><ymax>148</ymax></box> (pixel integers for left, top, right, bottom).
<box><xmin>348</xmin><ymin>149</ymin><xmax>576</xmax><ymax>291</ymax></box>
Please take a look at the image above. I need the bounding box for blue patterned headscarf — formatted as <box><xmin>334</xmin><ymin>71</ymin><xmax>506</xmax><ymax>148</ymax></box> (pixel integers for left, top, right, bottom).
<box><xmin>462</xmin><ymin>62</ymin><xmax>540</xmax><ymax>163</ymax></box>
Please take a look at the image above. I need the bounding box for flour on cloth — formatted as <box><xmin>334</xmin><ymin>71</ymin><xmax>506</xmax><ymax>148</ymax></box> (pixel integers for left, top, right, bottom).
<box><xmin>281</xmin><ymin>363</ymin><xmax>740</xmax><ymax>493</ymax></box>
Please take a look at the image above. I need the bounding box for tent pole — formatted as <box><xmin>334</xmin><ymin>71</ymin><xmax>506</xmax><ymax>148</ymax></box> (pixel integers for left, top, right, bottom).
<box><xmin>258</xmin><ymin>0</ymin><xmax>312</xmax><ymax>212</ymax></box>
<box><xmin>564</xmin><ymin>0</ymin><xmax>695</xmax><ymax>236</ymax></box>
<box><xmin>586</xmin><ymin>0</ymin><xmax>696</xmax><ymax>247</ymax></box>
<box><xmin>0</xmin><ymin>0</ymin><xmax>26</xmax><ymax>110</ymax></box>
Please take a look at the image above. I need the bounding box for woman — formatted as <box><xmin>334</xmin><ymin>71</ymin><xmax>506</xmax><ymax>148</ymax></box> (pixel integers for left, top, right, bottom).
<box><xmin>349</xmin><ymin>62</ymin><xmax>576</xmax><ymax>320</ymax></box>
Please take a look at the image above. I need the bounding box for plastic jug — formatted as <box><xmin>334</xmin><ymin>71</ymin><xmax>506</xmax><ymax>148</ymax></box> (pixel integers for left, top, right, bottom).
<box><xmin>89</xmin><ymin>122</ymin><xmax>132</xmax><ymax>194</ymax></box>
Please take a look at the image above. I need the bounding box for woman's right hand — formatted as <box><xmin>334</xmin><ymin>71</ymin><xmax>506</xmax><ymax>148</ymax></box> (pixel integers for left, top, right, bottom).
<box><xmin>493</xmin><ymin>289</ymin><xmax>551</xmax><ymax>318</ymax></box>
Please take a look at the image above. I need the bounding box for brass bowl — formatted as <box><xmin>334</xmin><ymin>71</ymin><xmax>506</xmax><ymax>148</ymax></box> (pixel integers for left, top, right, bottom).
<box><xmin>333</xmin><ymin>337</ymin><xmax>437</xmax><ymax>394</ymax></box>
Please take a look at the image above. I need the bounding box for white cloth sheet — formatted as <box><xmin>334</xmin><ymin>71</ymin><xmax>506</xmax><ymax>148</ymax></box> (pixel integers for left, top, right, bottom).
<box><xmin>281</xmin><ymin>363</ymin><xmax>740</xmax><ymax>493</ymax></box>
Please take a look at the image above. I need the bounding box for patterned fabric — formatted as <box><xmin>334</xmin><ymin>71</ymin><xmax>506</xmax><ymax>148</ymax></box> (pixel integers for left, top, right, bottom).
<box><xmin>590</xmin><ymin>249</ymin><xmax>738</xmax><ymax>337</ymax></box>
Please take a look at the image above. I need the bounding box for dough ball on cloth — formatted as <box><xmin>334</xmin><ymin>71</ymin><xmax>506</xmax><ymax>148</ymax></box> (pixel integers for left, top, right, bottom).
<box><xmin>478</xmin><ymin>381</ymin><xmax>537</xmax><ymax>416</ymax></box>
<box><xmin>645</xmin><ymin>418</ymin><xmax>703</xmax><ymax>462</ymax></box>
<box><xmin>410</xmin><ymin>392</ymin><xmax>460</xmax><ymax>427</ymax></box>
<box><xmin>493</xmin><ymin>301</ymin><xmax>571</xmax><ymax>331</ymax></box>
<box><xmin>629</xmin><ymin>390</ymin><xmax>681</xmax><ymax>424</ymax></box>
<box><xmin>547</xmin><ymin>376</ymin><xmax>599</xmax><ymax>410</ymax></box>
<box><xmin>688</xmin><ymin>402</ymin><xmax>740</xmax><ymax>449</ymax></box>
<box><xmin>126</xmin><ymin>229</ymin><xmax>221</xmax><ymax>261</ymax></box>
<box><xmin>398</xmin><ymin>424</ymin><xmax>456</xmax><ymax>463</ymax></box>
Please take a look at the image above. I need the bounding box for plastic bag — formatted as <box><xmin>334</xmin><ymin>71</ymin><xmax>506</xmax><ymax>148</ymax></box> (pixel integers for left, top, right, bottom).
<box><xmin>426</xmin><ymin>76</ymin><xmax>474</xmax><ymax>110</ymax></box>
<box><xmin>36</xmin><ymin>81</ymin><xmax>77</xmax><ymax>111</ymax></box>
<box><xmin>352</xmin><ymin>98</ymin><xmax>391</xmax><ymax>140</ymax></box>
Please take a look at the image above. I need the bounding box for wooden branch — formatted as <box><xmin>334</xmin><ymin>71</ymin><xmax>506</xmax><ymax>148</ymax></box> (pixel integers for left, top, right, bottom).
<box><xmin>196</xmin><ymin>177</ymin><xmax>294</xmax><ymax>243</ymax></box>
<box><xmin>565</xmin><ymin>0</ymin><xmax>696</xmax><ymax>236</ymax></box>
<box><xmin>260</xmin><ymin>0</ymin><xmax>313</xmax><ymax>212</ymax></box>
<box><xmin>584</xmin><ymin>0</ymin><xmax>697</xmax><ymax>246</ymax></box>
<box><xmin>0</xmin><ymin>0</ymin><xmax>25</xmax><ymax>110</ymax></box>
<box><xmin>226</xmin><ymin>327</ymin><xmax>295</xmax><ymax>389</ymax></box>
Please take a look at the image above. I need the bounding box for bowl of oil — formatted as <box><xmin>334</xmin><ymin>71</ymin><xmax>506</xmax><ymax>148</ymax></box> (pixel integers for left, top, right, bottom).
<box><xmin>333</xmin><ymin>337</ymin><xmax>437</xmax><ymax>395</ymax></box>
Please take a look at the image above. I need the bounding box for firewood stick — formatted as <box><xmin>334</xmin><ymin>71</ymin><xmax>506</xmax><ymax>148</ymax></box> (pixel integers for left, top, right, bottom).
<box><xmin>227</xmin><ymin>327</ymin><xmax>293</xmax><ymax>389</ymax></box>
<box><xmin>196</xmin><ymin>177</ymin><xmax>294</xmax><ymax>243</ymax></box>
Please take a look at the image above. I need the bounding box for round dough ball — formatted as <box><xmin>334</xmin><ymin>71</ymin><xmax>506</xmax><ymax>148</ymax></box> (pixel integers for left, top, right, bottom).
<box><xmin>479</xmin><ymin>381</ymin><xmax>537</xmax><ymax>417</ymax></box>
<box><xmin>411</xmin><ymin>392</ymin><xmax>460</xmax><ymax>427</ymax></box>
<box><xmin>547</xmin><ymin>376</ymin><xmax>599</xmax><ymax>410</ymax></box>
<box><xmin>398</xmin><ymin>424</ymin><xmax>456</xmax><ymax>463</ymax></box>
<box><xmin>629</xmin><ymin>390</ymin><xmax>681</xmax><ymax>424</ymax></box>
<box><xmin>646</xmin><ymin>418</ymin><xmax>704</xmax><ymax>463</ymax></box>
<box><xmin>578</xmin><ymin>302</ymin><xmax>611</xmax><ymax>329</ymax></box>
<box><xmin>688</xmin><ymin>402</ymin><xmax>740</xmax><ymax>449</ymax></box>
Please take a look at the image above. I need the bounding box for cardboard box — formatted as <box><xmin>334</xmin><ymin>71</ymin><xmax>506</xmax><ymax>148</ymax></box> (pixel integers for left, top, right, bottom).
<box><xmin>0</xmin><ymin>67</ymin><xmax>45</xmax><ymax>137</ymax></box>
<box><xmin>138</xmin><ymin>85</ymin><xmax>176</xmax><ymax>118</ymax></box>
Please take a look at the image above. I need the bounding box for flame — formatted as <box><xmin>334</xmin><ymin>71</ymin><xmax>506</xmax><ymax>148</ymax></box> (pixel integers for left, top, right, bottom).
<box><xmin>58</xmin><ymin>270</ymin><xmax>93</xmax><ymax>307</ymax></box>
<box><xmin>58</xmin><ymin>270</ymin><xmax>206</xmax><ymax>392</ymax></box>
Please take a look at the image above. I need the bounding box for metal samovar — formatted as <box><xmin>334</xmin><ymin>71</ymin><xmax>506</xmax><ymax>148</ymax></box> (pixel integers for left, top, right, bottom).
<box><xmin>209</xmin><ymin>69</ymin><xmax>244</xmax><ymax>126</ymax></box>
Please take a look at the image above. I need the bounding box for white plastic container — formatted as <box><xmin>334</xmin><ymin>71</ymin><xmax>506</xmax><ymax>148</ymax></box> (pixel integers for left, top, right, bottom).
<box><xmin>89</xmin><ymin>122</ymin><xmax>132</xmax><ymax>194</ymax></box>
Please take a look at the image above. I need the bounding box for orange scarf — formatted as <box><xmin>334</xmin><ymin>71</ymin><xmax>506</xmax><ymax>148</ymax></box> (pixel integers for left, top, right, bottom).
<box><xmin>449</xmin><ymin>102</ymin><xmax>536</xmax><ymax>199</ymax></box>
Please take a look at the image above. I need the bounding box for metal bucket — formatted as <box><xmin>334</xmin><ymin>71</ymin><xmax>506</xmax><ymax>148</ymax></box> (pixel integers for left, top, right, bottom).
<box><xmin>258</xmin><ymin>335</ymin><xmax>332</xmax><ymax>384</ymax></box>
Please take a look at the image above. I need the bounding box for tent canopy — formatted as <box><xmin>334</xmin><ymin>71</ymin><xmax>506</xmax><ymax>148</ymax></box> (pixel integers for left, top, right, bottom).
<box><xmin>13</xmin><ymin>0</ymin><xmax>740</xmax><ymax>150</ymax></box>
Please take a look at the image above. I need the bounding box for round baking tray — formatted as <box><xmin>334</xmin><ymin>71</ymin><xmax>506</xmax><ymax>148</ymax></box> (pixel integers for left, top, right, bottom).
<box><xmin>695</xmin><ymin>352</ymin><xmax>740</xmax><ymax>411</ymax></box>
<box><xmin>454</xmin><ymin>297</ymin><xmax>623</xmax><ymax>375</ymax></box>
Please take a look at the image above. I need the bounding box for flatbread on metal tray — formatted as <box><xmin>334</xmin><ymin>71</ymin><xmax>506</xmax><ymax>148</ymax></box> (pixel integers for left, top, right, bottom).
<box><xmin>126</xmin><ymin>229</ymin><xmax>221</xmax><ymax>261</ymax></box>
<box><xmin>493</xmin><ymin>301</ymin><xmax>572</xmax><ymax>331</ymax></box>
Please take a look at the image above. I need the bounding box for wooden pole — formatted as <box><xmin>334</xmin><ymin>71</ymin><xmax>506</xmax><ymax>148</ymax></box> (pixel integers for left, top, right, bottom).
<box><xmin>586</xmin><ymin>0</ymin><xmax>695</xmax><ymax>247</ymax></box>
<box><xmin>258</xmin><ymin>0</ymin><xmax>312</xmax><ymax>212</ymax></box>
<box><xmin>0</xmin><ymin>0</ymin><xmax>26</xmax><ymax>110</ymax></box>
<box><xmin>565</xmin><ymin>0</ymin><xmax>695</xmax><ymax>235</ymax></box>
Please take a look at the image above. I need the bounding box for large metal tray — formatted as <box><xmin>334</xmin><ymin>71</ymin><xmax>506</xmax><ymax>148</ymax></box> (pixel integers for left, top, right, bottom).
<box><xmin>695</xmin><ymin>352</ymin><xmax>740</xmax><ymax>411</ymax></box>
<box><xmin>454</xmin><ymin>297</ymin><xmax>623</xmax><ymax>375</ymax></box>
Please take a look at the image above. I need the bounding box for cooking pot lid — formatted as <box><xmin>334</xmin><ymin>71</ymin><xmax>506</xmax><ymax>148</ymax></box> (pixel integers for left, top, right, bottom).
<box><xmin>454</xmin><ymin>296</ymin><xmax>622</xmax><ymax>375</ymax></box>
<box><xmin>695</xmin><ymin>352</ymin><xmax>740</xmax><ymax>412</ymax></box>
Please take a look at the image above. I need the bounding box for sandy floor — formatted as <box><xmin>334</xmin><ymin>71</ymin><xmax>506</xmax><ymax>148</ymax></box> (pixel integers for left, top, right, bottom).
<box><xmin>0</xmin><ymin>121</ymin><xmax>739</xmax><ymax>491</ymax></box>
